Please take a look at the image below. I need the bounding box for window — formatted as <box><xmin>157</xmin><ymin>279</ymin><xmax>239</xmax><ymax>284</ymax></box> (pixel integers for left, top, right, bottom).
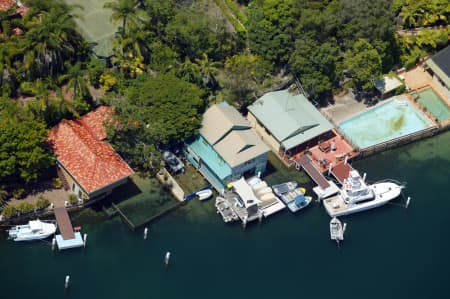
<box><xmin>72</xmin><ymin>183</ymin><xmax>75</xmax><ymax>191</ymax></box>
<box><xmin>78</xmin><ymin>190</ymin><xmax>82</xmax><ymax>198</ymax></box>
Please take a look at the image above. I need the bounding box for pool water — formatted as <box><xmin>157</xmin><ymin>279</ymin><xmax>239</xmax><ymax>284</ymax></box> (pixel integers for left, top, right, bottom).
<box><xmin>338</xmin><ymin>97</ymin><xmax>433</xmax><ymax>149</ymax></box>
<box><xmin>417</xmin><ymin>88</ymin><xmax>450</xmax><ymax>122</ymax></box>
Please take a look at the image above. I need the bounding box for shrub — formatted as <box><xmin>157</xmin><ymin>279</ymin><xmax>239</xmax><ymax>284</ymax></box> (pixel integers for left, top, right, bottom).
<box><xmin>17</xmin><ymin>201</ymin><xmax>35</xmax><ymax>214</ymax></box>
<box><xmin>68</xmin><ymin>194</ymin><xmax>78</xmax><ymax>205</ymax></box>
<box><xmin>36</xmin><ymin>195</ymin><xmax>50</xmax><ymax>210</ymax></box>
<box><xmin>1</xmin><ymin>205</ymin><xmax>17</xmax><ymax>218</ymax></box>
<box><xmin>99</xmin><ymin>72</ymin><xmax>118</xmax><ymax>92</ymax></box>
<box><xmin>12</xmin><ymin>188</ymin><xmax>26</xmax><ymax>199</ymax></box>
<box><xmin>52</xmin><ymin>178</ymin><xmax>63</xmax><ymax>189</ymax></box>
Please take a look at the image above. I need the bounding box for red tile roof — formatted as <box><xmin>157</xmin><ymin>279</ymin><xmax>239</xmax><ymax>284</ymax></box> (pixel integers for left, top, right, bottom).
<box><xmin>0</xmin><ymin>0</ymin><xmax>28</xmax><ymax>16</ymax></box>
<box><xmin>48</xmin><ymin>106</ymin><xmax>134</xmax><ymax>194</ymax></box>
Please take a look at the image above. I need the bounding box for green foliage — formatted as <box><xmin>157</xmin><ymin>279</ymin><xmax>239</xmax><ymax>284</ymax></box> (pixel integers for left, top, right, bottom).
<box><xmin>247</xmin><ymin>0</ymin><xmax>299</xmax><ymax>63</ymax></box>
<box><xmin>0</xmin><ymin>106</ymin><xmax>55</xmax><ymax>183</ymax></box>
<box><xmin>1</xmin><ymin>205</ymin><xmax>17</xmax><ymax>218</ymax></box>
<box><xmin>213</xmin><ymin>0</ymin><xmax>247</xmax><ymax>34</ymax></box>
<box><xmin>17</xmin><ymin>201</ymin><xmax>35</xmax><ymax>214</ymax></box>
<box><xmin>149</xmin><ymin>41</ymin><xmax>179</xmax><ymax>72</ymax></box>
<box><xmin>400</xmin><ymin>0</ymin><xmax>450</xmax><ymax>29</ymax></box>
<box><xmin>52</xmin><ymin>178</ymin><xmax>63</xmax><ymax>189</ymax></box>
<box><xmin>36</xmin><ymin>195</ymin><xmax>50</xmax><ymax>210</ymax></box>
<box><xmin>0</xmin><ymin>189</ymin><xmax>8</xmax><ymax>205</ymax></box>
<box><xmin>109</xmin><ymin>73</ymin><xmax>204</xmax><ymax>170</ymax></box>
<box><xmin>12</xmin><ymin>188</ymin><xmax>26</xmax><ymax>199</ymax></box>
<box><xmin>87</xmin><ymin>59</ymin><xmax>105</xmax><ymax>88</ymax></box>
<box><xmin>224</xmin><ymin>51</ymin><xmax>273</xmax><ymax>108</ymax></box>
<box><xmin>344</xmin><ymin>39</ymin><xmax>382</xmax><ymax>90</ymax></box>
<box><xmin>68</xmin><ymin>193</ymin><xmax>78</xmax><ymax>205</ymax></box>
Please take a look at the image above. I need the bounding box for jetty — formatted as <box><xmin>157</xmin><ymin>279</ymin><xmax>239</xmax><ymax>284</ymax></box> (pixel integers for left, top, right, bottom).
<box><xmin>292</xmin><ymin>155</ymin><xmax>339</xmax><ymax>199</ymax></box>
<box><xmin>54</xmin><ymin>207</ymin><xmax>84</xmax><ymax>250</ymax></box>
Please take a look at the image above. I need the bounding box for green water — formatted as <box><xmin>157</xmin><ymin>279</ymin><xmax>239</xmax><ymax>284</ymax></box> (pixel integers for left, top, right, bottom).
<box><xmin>418</xmin><ymin>88</ymin><xmax>450</xmax><ymax>122</ymax></box>
<box><xmin>1</xmin><ymin>132</ymin><xmax>450</xmax><ymax>299</ymax></box>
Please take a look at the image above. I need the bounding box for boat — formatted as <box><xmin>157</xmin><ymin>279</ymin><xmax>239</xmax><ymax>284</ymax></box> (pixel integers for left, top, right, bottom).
<box><xmin>330</xmin><ymin>217</ymin><xmax>345</xmax><ymax>243</ymax></box>
<box><xmin>271</xmin><ymin>181</ymin><xmax>298</xmax><ymax>197</ymax></box>
<box><xmin>8</xmin><ymin>219</ymin><xmax>56</xmax><ymax>241</ymax></box>
<box><xmin>196</xmin><ymin>188</ymin><xmax>213</xmax><ymax>201</ymax></box>
<box><xmin>286</xmin><ymin>193</ymin><xmax>313</xmax><ymax>213</ymax></box>
<box><xmin>215</xmin><ymin>197</ymin><xmax>238</xmax><ymax>223</ymax></box>
<box><xmin>323</xmin><ymin>170</ymin><xmax>404</xmax><ymax>217</ymax></box>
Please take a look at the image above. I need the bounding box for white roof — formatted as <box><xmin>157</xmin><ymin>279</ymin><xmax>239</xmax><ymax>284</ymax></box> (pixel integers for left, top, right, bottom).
<box><xmin>231</xmin><ymin>177</ymin><xmax>260</xmax><ymax>207</ymax></box>
<box><xmin>375</xmin><ymin>76</ymin><xmax>403</xmax><ymax>94</ymax></box>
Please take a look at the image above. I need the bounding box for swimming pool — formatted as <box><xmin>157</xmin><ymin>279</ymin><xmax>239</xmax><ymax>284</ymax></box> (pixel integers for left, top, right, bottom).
<box><xmin>338</xmin><ymin>97</ymin><xmax>433</xmax><ymax>149</ymax></box>
<box><xmin>417</xmin><ymin>88</ymin><xmax>450</xmax><ymax>122</ymax></box>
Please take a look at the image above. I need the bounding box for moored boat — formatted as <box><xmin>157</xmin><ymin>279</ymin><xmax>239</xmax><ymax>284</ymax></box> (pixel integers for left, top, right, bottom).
<box><xmin>8</xmin><ymin>219</ymin><xmax>56</xmax><ymax>241</ymax></box>
<box><xmin>197</xmin><ymin>188</ymin><xmax>213</xmax><ymax>201</ymax></box>
<box><xmin>323</xmin><ymin>170</ymin><xmax>404</xmax><ymax>217</ymax></box>
<box><xmin>272</xmin><ymin>181</ymin><xmax>298</xmax><ymax>197</ymax></box>
<box><xmin>330</xmin><ymin>217</ymin><xmax>344</xmax><ymax>243</ymax></box>
<box><xmin>286</xmin><ymin>193</ymin><xmax>313</xmax><ymax>213</ymax></box>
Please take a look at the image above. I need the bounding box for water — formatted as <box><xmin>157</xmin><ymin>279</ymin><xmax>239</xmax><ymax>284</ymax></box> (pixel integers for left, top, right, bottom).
<box><xmin>339</xmin><ymin>96</ymin><xmax>432</xmax><ymax>148</ymax></box>
<box><xmin>1</xmin><ymin>131</ymin><xmax>450</xmax><ymax>299</ymax></box>
<box><xmin>418</xmin><ymin>88</ymin><xmax>450</xmax><ymax>122</ymax></box>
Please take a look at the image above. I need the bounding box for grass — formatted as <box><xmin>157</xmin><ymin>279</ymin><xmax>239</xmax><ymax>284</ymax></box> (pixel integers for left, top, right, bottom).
<box><xmin>174</xmin><ymin>164</ymin><xmax>209</xmax><ymax>195</ymax></box>
<box><xmin>263</xmin><ymin>152</ymin><xmax>311</xmax><ymax>186</ymax></box>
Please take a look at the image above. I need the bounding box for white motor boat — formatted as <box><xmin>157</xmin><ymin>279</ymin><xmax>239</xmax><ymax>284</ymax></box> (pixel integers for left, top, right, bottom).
<box><xmin>8</xmin><ymin>219</ymin><xmax>56</xmax><ymax>241</ymax></box>
<box><xmin>196</xmin><ymin>189</ymin><xmax>213</xmax><ymax>201</ymax></box>
<box><xmin>271</xmin><ymin>181</ymin><xmax>298</xmax><ymax>197</ymax></box>
<box><xmin>330</xmin><ymin>217</ymin><xmax>344</xmax><ymax>243</ymax></box>
<box><xmin>323</xmin><ymin>170</ymin><xmax>404</xmax><ymax>217</ymax></box>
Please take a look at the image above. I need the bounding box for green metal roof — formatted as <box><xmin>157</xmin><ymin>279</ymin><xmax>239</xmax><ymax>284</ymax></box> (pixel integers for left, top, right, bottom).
<box><xmin>248</xmin><ymin>90</ymin><xmax>334</xmax><ymax>150</ymax></box>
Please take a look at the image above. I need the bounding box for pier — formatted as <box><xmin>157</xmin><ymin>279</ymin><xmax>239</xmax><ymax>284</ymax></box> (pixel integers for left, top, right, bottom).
<box><xmin>54</xmin><ymin>207</ymin><xmax>84</xmax><ymax>250</ymax></box>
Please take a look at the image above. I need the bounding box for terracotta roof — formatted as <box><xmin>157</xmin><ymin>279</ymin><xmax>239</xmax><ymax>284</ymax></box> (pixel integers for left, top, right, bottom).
<box><xmin>0</xmin><ymin>0</ymin><xmax>28</xmax><ymax>16</ymax></box>
<box><xmin>47</xmin><ymin>106</ymin><xmax>134</xmax><ymax>194</ymax></box>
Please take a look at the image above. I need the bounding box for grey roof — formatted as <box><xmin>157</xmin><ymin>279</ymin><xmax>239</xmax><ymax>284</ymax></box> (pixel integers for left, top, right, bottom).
<box><xmin>248</xmin><ymin>90</ymin><xmax>334</xmax><ymax>150</ymax></box>
<box><xmin>200</xmin><ymin>103</ymin><xmax>269</xmax><ymax>168</ymax></box>
<box><xmin>426</xmin><ymin>46</ymin><xmax>450</xmax><ymax>88</ymax></box>
<box><xmin>200</xmin><ymin>104</ymin><xmax>251</xmax><ymax>145</ymax></box>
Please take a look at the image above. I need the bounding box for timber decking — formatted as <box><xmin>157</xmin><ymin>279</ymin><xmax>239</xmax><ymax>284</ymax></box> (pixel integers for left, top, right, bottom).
<box><xmin>295</xmin><ymin>155</ymin><xmax>330</xmax><ymax>189</ymax></box>
<box><xmin>54</xmin><ymin>207</ymin><xmax>75</xmax><ymax>240</ymax></box>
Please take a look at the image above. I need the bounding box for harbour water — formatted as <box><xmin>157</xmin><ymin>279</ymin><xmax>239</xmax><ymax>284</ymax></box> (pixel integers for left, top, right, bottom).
<box><xmin>1</xmin><ymin>131</ymin><xmax>449</xmax><ymax>299</ymax></box>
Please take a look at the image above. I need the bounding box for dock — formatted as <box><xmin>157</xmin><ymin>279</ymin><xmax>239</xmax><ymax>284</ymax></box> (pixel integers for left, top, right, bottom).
<box><xmin>54</xmin><ymin>207</ymin><xmax>84</xmax><ymax>250</ymax></box>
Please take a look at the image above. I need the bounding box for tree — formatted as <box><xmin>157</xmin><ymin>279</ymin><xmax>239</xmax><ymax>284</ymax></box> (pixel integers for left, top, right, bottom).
<box><xmin>108</xmin><ymin>73</ymin><xmax>204</xmax><ymax>168</ymax></box>
<box><xmin>247</xmin><ymin>0</ymin><xmax>299</xmax><ymax>64</ymax></box>
<box><xmin>195</xmin><ymin>53</ymin><xmax>221</xmax><ymax>89</ymax></box>
<box><xmin>104</xmin><ymin>0</ymin><xmax>141</xmax><ymax>37</ymax></box>
<box><xmin>289</xmin><ymin>37</ymin><xmax>339</xmax><ymax>103</ymax></box>
<box><xmin>344</xmin><ymin>39</ymin><xmax>382</xmax><ymax>91</ymax></box>
<box><xmin>59</xmin><ymin>62</ymin><xmax>90</xmax><ymax>101</ymax></box>
<box><xmin>0</xmin><ymin>110</ymin><xmax>55</xmax><ymax>183</ymax></box>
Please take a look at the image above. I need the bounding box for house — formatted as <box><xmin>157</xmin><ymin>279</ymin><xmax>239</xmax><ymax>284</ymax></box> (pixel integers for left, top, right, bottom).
<box><xmin>425</xmin><ymin>46</ymin><xmax>450</xmax><ymax>99</ymax></box>
<box><xmin>247</xmin><ymin>89</ymin><xmax>334</xmax><ymax>162</ymax></box>
<box><xmin>185</xmin><ymin>103</ymin><xmax>270</xmax><ymax>191</ymax></box>
<box><xmin>47</xmin><ymin>106</ymin><xmax>134</xmax><ymax>201</ymax></box>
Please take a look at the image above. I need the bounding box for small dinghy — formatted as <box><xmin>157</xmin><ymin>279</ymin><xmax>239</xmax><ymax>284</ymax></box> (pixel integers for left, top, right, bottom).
<box><xmin>197</xmin><ymin>189</ymin><xmax>213</xmax><ymax>201</ymax></box>
<box><xmin>330</xmin><ymin>217</ymin><xmax>346</xmax><ymax>245</ymax></box>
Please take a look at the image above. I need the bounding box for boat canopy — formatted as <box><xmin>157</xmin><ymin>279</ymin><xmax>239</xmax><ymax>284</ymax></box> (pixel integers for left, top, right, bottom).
<box><xmin>29</xmin><ymin>220</ymin><xmax>42</xmax><ymax>231</ymax></box>
<box><xmin>294</xmin><ymin>194</ymin><xmax>306</xmax><ymax>205</ymax></box>
<box><xmin>231</xmin><ymin>177</ymin><xmax>261</xmax><ymax>208</ymax></box>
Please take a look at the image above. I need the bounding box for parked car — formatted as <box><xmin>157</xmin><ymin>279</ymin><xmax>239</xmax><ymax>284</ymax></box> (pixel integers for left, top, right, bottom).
<box><xmin>162</xmin><ymin>151</ymin><xmax>185</xmax><ymax>173</ymax></box>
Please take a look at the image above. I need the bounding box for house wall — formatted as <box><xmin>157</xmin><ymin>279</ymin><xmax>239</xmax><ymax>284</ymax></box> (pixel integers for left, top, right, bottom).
<box><xmin>247</xmin><ymin>112</ymin><xmax>281</xmax><ymax>152</ymax></box>
<box><xmin>432</xmin><ymin>74</ymin><xmax>450</xmax><ymax>99</ymax></box>
<box><xmin>58</xmin><ymin>162</ymin><xmax>130</xmax><ymax>201</ymax></box>
<box><xmin>229</xmin><ymin>152</ymin><xmax>268</xmax><ymax>182</ymax></box>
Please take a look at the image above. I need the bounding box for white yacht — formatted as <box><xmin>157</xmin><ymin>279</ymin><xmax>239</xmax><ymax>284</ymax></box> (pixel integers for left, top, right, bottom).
<box><xmin>330</xmin><ymin>217</ymin><xmax>344</xmax><ymax>243</ymax></box>
<box><xmin>8</xmin><ymin>219</ymin><xmax>57</xmax><ymax>241</ymax></box>
<box><xmin>323</xmin><ymin>170</ymin><xmax>403</xmax><ymax>217</ymax></box>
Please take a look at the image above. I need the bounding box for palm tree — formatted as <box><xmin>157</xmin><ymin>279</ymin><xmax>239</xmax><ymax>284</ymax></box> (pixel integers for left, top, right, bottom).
<box><xmin>59</xmin><ymin>62</ymin><xmax>89</xmax><ymax>101</ymax></box>
<box><xmin>104</xmin><ymin>0</ymin><xmax>141</xmax><ymax>37</ymax></box>
<box><xmin>176</xmin><ymin>57</ymin><xmax>201</xmax><ymax>85</ymax></box>
<box><xmin>195</xmin><ymin>53</ymin><xmax>221</xmax><ymax>89</ymax></box>
<box><xmin>23</xmin><ymin>7</ymin><xmax>83</xmax><ymax>78</ymax></box>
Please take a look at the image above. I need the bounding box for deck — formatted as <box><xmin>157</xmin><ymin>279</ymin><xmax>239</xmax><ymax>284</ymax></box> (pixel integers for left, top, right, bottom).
<box><xmin>291</xmin><ymin>155</ymin><xmax>330</xmax><ymax>189</ymax></box>
<box><xmin>54</xmin><ymin>207</ymin><xmax>75</xmax><ymax>240</ymax></box>
<box><xmin>331</xmin><ymin>162</ymin><xmax>353</xmax><ymax>184</ymax></box>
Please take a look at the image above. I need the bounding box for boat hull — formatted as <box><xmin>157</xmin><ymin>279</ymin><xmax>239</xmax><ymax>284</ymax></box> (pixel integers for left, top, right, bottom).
<box><xmin>323</xmin><ymin>182</ymin><xmax>403</xmax><ymax>217</ymax></box>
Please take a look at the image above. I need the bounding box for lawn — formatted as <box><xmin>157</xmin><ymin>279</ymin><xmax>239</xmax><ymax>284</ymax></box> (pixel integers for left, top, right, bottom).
<box><xmin>173</xmin><ymin>164</ymin><xmax>210</xmax><ymax>195</ymax></box>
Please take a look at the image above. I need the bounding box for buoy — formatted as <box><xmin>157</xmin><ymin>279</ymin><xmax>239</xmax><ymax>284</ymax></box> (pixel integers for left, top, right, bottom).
<box><xmin>144</xmin><ymin>227</ymin><xmax>148</xmax><ymax>240</ymax></box>
<box><xmin>52</xmin><ymin>237</ymin><xmax>56</xmax><ymax>251</ymax></box>
<box><xmin>405</xmin><ymin>197</ymin><xmax>411</xmax><ymax>209</ymax></box>
<box><xmin>83</xmin><ymin>233</ymin><xmax>87</xmax><ymax>248</ymax></box>
<box><xmin>165</xmin><ymin>251</ymin><xmax>171</xmax><ymax>269</ymax></box>
<box><xmin>65</xmin><ymin>275</ymin><xmax>70</xmax><ymax>289</ymax></box>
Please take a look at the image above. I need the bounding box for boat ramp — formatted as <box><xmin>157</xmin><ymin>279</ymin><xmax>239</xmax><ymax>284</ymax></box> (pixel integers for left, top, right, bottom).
<box><xmin>54</xmin><ymin>207</ymin><xmax>84</xmax><ymax>250</ymax></box>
